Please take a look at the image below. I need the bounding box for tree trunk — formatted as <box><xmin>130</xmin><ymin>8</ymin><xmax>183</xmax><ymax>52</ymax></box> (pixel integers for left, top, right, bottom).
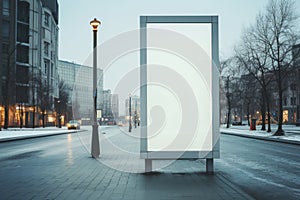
<box><xmin>42</xmin><ymin>113</ymin><xmax>45</xmax><ymax>128</ymax></box>
<box><xmin>274</xmin><ymin>72</ymin><xmax>284</xmax><ymax>136</ymax></box>
<box><xmin>261</xmin><ymin>109</ymin><xmax>266</xmax><ymax>131</ymax></box>
<box><xmin>265</xmin><ymin>93</ymin><xmax>272</xmax><ymax>132</ymax></box>
<box><xmin>32</xmin><ymin>106</ymin><xmax>35</xmax><ymax>128</ymax></box>
<box><xmin>261</xmin><ymin>89</ymin><xmax>266</xmax><ymax>131</ymax></box>
<box><xmin>4</xmin><ymin>105</ymin><xmax>9</xmax><ymax>129</ymax></box>
<box><xmin>247</xmin><ymin>102</ymin><xmax>250</xmax><ymax>126</ymax></box>
<box><xmin>226</xmin><ymin>108</ymin><xmax>231</xmax><ymax>128</ymax></box>
<box><xmin>226</xmin><ymin>97</ymin><xmax>231</xmax><ymax>128</ymax></box>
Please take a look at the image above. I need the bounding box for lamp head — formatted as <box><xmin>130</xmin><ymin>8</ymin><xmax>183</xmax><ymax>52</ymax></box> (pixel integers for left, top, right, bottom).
<box><xmin>90</xmin><ymin>18</ymin><xmax>101</xmax><ymax>31</ymax></box>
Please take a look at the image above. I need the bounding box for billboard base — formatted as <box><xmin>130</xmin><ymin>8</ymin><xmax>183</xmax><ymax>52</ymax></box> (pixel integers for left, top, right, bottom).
<box><xmin>144</xmin><ymin>158</ymin><xmax>214</xmax><ymax>174</ymax></box>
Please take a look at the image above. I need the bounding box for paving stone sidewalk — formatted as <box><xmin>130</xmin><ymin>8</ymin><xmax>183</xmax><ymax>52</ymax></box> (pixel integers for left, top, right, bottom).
<box><xmin>0</xmin><ymin>126</ymin><xmax>254</xmax><ymax>200</ymax></box>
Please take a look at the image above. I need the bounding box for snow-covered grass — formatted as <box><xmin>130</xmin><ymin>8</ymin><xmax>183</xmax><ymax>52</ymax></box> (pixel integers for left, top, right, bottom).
<box><xmin>220</xmin><ymin>124</ymin><xmax>300</xmax><ymax>142</ymax></box>
<box><xmin>1</xmin><ymin>125</ymin><xmax>300</xmax><ymax>143</ymax></box>
<box><xmin>0</xmin><ymin>126</ymin><xmax>75</xmax><ymax>141</ymax></box>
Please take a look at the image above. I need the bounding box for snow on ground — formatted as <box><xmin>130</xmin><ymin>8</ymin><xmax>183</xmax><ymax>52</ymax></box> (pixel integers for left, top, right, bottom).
<box><xmin>0</xmin><ymin>127</ymin><xmax>75</xmax><ymax>140</ymax></box>
<box><xmin>220</xmin><ymin>124</ymin><xmax>300</xmax><ymax>142</ymax></box>
<box><xmin>1</xmin><ymin>125</ymin><xmax>300</xmax><ymax>143</ymax></box>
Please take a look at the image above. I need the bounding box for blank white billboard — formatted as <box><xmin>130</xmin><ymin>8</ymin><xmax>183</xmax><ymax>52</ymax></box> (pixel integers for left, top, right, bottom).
<box><xmin>140</xmin><ymin>16</ymin><xmax>219</xmax><ymax>159</ymax></box>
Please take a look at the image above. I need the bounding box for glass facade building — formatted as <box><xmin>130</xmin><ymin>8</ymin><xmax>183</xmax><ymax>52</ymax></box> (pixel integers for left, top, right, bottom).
<box><xmin>58</xmin><ymin>60</ymin><xmax>104</xmax><ymax>121</ymax></box>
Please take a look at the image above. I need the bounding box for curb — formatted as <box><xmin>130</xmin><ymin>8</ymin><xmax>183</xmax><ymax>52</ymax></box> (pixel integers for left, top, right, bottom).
<box><xmin>221</xmin><ymin>131</ymin><xmax>300</xmax><ymax>145</ymax></box>
<box><xmin>0</xmin><ymin>130</ymin><xmax>79</xmax><ymax>143</ymax></box>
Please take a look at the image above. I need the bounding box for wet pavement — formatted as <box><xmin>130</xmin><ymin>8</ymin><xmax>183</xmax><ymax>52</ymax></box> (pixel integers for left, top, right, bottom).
<box><xmin>0</xmin><ymin>126</ymin><xmax>299</xmax><ymax>199</ymax></box>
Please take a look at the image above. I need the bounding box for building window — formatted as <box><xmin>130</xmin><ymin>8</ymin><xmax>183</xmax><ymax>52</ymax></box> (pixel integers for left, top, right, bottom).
<box><xmin>2</xmin><ymin>20</ymin><xmax>9</xmax><ymax>38</ymax></box>
<box><xmin>44</xmin><ymin>12</ymin><xmax>50</xmax><ymax>27</ymax></box>
<box><xmin>291</xmin><ymin>97</ymin><xmax>296</xmax><ymax>106</ymax></box>
<box><xmin>17</xmin><ymin>23</ymin><xmax>29</xmax><ymax>43</ymax></box>
<box><xmin>2</xmin><ymin>43</ymin><xmax>9</xmax><ymax>54</ymax></box>
<box><xmin>284</xmin><ymin>97</ymin><xmax>287</xmax><ymax>106</ymax></box>
<box><xmin>51</xmin><ymin>63</ymin><xmax>54</xmax><ymax>77</ymax></box>
<box><xmin>44</xmin><ymin>60</ymin><xmax>49</xmax><ymax>75</ymax></box>
<box><xmin>16</xmin><ymin>85</ymin><xmax>29</xmax><ymax>103</ymax></box>
<box><xmin>283</xmin><ymin>110</ymin><xmax>288</xmax><ymax>123</ymax></box>
<box><xmin>2</xmin><ymin>0</ymin><xmax>9</xmax><ymax>16</ymax></box>
<box><xmin>16</xmin><ymin>66</ymin><xmax>29</xmax><ymax>84</ymax></box>
<box><xmin>17</xmin><ymin>1</ymin><xmax>29</xmax><ymax>23</ymax></box>
<box><xmin>44</xmin><ymin>42</ymin><xmax>49</xmax><ymax>56</ymax></box>
<box><xmin>290</xmin><ymin>83</ymin><xmax>296</xmax><ymax>91</ymax></box>
<box><xmin>17</xmin><ymin>45</ymin><xmax>29</xmax><ymax>63</ymax></box>
<box><xmin>2</xmin><ymin>63</ymin><xmax>7</xmax><ymax>77</ymax></box>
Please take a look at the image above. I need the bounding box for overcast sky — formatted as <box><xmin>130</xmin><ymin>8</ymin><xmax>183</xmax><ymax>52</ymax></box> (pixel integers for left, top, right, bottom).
<box><xmin>58</xmin><ymin>0</ymin><xmax>300</xmax><ymax>91</ymax></box>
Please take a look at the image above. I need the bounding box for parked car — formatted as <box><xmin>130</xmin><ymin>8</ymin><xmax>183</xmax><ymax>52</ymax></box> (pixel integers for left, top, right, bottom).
<box><xmin>67</xmin><ymin>120</ymin><xmax>80</xmax><ymax>130</ymax></box>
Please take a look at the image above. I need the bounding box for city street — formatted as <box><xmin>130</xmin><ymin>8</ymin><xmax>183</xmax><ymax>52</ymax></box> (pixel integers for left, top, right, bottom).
<box><xmin>215</xmin><ymin>134</ymin><xmax>300</xmax><ymax>199</ymax></box>
<box><xmin>2</xmin><ymin>1</ymin><xmax>300</xmax><ymax>200</ymax></box>
<box><xmin>0</xmin><ymin>126</ymin><xmax>299</xmax><ymax>199</ymax></box>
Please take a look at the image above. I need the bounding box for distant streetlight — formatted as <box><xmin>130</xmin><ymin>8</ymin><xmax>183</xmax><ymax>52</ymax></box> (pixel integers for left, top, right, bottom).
<box><xmin>90</xmin><ymin>18</ymin><xmax>101</xmax><ymax>158</ymax></box>
<box><xmin>134</xmin><ymin>98</ymin><xmax>138</xmax><ymax>128</ymax></box>
<box><xmin>57</xmin><ymin>100</ymin><xmax>61</xmax><ymax>128</ymax></box>
<box><xmin>129</xmin><ymin>94</ymin><xmax>132</xmax><ymax>132</ymax></box>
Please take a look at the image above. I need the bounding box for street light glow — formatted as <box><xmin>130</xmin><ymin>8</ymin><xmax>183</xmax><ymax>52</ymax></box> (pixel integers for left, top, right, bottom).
<box><xmin>90</xmin><ymin>18</ymin><xmax>101</xmax><ymax>31</ymax></box>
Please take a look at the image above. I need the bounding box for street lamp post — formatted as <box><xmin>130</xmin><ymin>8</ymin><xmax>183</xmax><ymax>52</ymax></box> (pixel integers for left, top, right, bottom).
<box><xmin>134</xmin><ymin>98</ymin><xmax>137</xmax><ymax>128</ymax></box>
<box><xmin>129</xmin><ymin>95</ymin><xmax>132</xmax><ymax>132</ymax></box>
<box><xmin>57</xmin><ymin>100</ymin><xmax>61</xmax><ymax>128</ymax></box>
<box><xmin>90</xmin><ymin>18</ymin><xmax>101</xmax><ymax>158</ymax></box>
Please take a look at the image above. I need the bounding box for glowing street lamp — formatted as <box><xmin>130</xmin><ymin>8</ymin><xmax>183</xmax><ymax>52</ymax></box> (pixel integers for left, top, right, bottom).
<box><xmin>90</xmin><ymin>18</ymin><xmax>101</xmax><ymax>158</ymax></box>
<box><xmin>90</xmin><ymin>18</ymin><xmax>101</xmax><ymax>31</ymax></box>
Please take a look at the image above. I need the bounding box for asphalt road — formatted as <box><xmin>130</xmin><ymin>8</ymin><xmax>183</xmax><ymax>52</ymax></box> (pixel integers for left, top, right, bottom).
<box><xmin>0</xmin><ymin>127</ymin><xmax>299</xmax><ymax>199</ymax></box>
<box><xmin>216</xmin><ymin>134</ymin><xmax>300</xmax><ymax>200</ymax></box>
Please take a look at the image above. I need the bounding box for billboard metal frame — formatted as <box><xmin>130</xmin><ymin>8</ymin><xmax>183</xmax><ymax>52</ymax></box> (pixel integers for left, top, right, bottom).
<box><xmin>140</xmin><ymin>16</ymin><xmax>220</xmax><ymax>173</ymax></box>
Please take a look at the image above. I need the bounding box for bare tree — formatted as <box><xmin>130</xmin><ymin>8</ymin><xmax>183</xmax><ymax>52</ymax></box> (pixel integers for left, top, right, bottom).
<box><xmin>220</xmin><ymin>58</ymin><xmax>242</xmax><ymax>128</ymax></box>
<box><xmin>55</xmin><ymin>80</ymin><xmax>70</xmax><ymax>127</ymax></box>
<box><xmin>3</xmin><ymin>45</ymin><xmax>18</xmax><ymax>129</ymax></box>
<box><xmin>235</xmin><ymin>20</ymin><xmax>274</xmax><ymax>132</ymax></box>
<box><xmin>261</xmin><ymin>0</ymin><xmax>299</xmax><ymax>135</ymax></box>
<box><xmin>35</xmin><ymin>76</ymin><xmax>53</xmax><ymax>128</ymax></box>
<box><xmin>240</xmin><ymin>74</ymin><xmax>260</xmax><ymax>126</ymax></box>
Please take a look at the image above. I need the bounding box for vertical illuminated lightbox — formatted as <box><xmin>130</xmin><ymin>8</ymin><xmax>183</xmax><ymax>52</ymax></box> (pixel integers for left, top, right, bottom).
<box><xmin>140</xmin><ymin>16</ymin><xmax>220</xmax><ymax>173</ymax></box>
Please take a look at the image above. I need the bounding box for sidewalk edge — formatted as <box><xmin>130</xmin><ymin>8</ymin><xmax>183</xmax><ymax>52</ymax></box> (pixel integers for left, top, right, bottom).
<box><xmin>221</xmin><ymin>131</ymin><xmax>300</xmax><ymax>145</ymax></box>
<box><xmin>0</xmin><ymin>130</ymin><xmax>78</xmax><ymax>143</ymax></box>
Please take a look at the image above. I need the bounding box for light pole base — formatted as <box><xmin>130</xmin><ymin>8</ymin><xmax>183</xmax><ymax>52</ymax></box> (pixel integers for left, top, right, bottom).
<box><xmin>91</xmin><ymin>124</ymin><xmax>100</xmax><ymax>158</ymax></box>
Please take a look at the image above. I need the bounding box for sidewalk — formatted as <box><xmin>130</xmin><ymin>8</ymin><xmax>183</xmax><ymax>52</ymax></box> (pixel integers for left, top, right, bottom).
<box><xmin>220</xmin><ymin>124</ymin><xmax>300</xmax><ymax>145</ymax></box>
<box><xmin>68</xmin><ymin>126</ymin><xmax>255</xmax><ymax>200</ymax></box>
<box><xmin>1</xmin><ymin>125</ymin><xmax>298</xmax><ymax>199</ymax></box>
<box><xmin>0</xmin><ymin>125</ymin><xmax>255</xmax><ymax>200</ymax></box>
